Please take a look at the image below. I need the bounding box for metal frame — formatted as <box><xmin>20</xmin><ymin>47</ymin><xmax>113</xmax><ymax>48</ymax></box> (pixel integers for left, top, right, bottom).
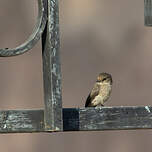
<box><xmin>1</xmin><ymin>106</ymin><xmax>152</xmax><ymax>133</ymax></box>
<box><xmin>0</xmin><ymin>0</ymin><xmax>151</xmax><ymax>133</ymax></box>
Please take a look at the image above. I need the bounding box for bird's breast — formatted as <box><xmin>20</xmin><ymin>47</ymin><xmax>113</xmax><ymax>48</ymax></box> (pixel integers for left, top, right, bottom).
<box><xmin>99</xmin><ymin>83</ymin><xmax>112</xmax><ymax>99</ymax></box>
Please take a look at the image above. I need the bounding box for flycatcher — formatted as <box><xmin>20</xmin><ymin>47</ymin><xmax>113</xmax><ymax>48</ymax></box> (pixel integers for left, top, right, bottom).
<box><xmin>85</xmin><ymin>73</ymin><xmax>112</xmax><ymax>107</ymax></box>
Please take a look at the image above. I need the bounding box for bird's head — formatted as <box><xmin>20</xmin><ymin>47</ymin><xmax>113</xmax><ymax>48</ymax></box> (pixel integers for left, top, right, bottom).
<box><xmin>96</xmin><ymin>73</ymin><xmax>112</xmax><ymax>84</ymax></box>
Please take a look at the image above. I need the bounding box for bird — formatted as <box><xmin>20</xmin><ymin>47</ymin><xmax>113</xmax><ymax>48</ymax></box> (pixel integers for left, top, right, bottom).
<box><xmin>85</xmin><ymin>73</ymin><xmax>112</xmax><ymax>107</ymax></box>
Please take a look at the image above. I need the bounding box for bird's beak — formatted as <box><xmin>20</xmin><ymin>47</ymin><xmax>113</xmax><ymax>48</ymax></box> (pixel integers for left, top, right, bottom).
<box><xmin>97</xmin><ymin>76</ymin><xmax>102</xmax><ymax>82</ymax></box>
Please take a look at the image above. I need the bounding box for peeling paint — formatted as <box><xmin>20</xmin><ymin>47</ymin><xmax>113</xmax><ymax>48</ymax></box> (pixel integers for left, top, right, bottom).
<box><xmin>55</xmin><ymin>127</ymin><xmax>60</xmax><ymax>131</ymax></box>
<box><xmin>145</xmin><ymin>106</ymin><xmax>151</xmax><ymax>113</ymax></box>
<box><xmin>52</xmin><ymin>64</ymin><xmax>57</xmax><ymax>75</ymax></box>
<box><xmin>3</xmin><ymin>124</ymin><xmax>7</xmax><ymax>129</ymax></box>
<box><xmin>52</xmin><ymin>48</ymin><xmax>56</xmax><ymax>56</ymax></box>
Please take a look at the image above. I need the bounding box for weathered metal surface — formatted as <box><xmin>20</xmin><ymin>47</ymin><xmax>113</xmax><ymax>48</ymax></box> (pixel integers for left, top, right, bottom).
<box><xmin>0</xmin><ymin>0</ymin><xmax>151</xmax><ymax>134</ymax></box>
<box><xmin>63</xmin><ymin>106</ymin><xmax>152</xmax><ymax>131</ymax></box>
<box><xmin>0</xmin><ymin>110</ymin><xmax>44</xmax><ymax>133</ymax></box>
<box><xmin>144</xmin><ymin>0</ymin><xmax>152</xmax><ymax>26</ymax></box>
<box><xmin>42</xmin><ymin>0</ymin><xmax>63</xmax><ymax>131</ymax></box>
<box><xmin>1</xmin><ymin>107</ymin><xmax>152</xmax><ymax>133</ymax></box>
<box><xmin>0</xmin><ymin>0</ymin><xmax>47</xmax><ymax>57</ymax></box>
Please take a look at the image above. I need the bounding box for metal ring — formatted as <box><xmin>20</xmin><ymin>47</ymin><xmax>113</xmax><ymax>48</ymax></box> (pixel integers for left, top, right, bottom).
<box><xmin>0</xmin><ymin>0</ymin><xmax>47</xmax><ymax>57</ymax></box>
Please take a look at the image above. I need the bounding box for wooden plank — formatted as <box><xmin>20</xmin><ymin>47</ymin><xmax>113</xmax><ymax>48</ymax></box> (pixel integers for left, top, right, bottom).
<box><xmin>0</xmin><ymin>110</ymin><xmax>44</xmax><ymax>133</ymax></box>
<box><xmin>42</xmin><ymin>0</ymin><xmax>63</xmax><ymax>131</ymax></box>
<box><xmin>144</xmin><ymin>0</ymin><xmax>152</xmax><ymax>26</ymax></box>
<box><xmin>63</xmin><ymin>106</ymin><xmax>152</xmax><ymax>131</ymax></box>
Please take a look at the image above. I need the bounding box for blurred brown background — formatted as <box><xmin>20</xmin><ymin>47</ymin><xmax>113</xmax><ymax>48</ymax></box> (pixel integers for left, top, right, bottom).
<box><xmin>0</xmin><ymin>0</ymin><xmax>152</xmax><ymax>152</ymax></box>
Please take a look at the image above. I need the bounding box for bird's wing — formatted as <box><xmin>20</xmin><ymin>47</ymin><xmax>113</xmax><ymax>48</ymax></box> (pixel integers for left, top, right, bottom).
<box><xmin>85</xmin><ymin>83</ymin><xmax>100</xmax><ymax>107</ymax></box>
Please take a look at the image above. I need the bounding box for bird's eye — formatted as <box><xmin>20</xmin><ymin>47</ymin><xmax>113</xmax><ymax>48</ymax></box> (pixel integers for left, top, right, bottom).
<box><xmin>102</xmin><ymin>78</ymin><xmax>107</xmax><ymax>81</ymax></box>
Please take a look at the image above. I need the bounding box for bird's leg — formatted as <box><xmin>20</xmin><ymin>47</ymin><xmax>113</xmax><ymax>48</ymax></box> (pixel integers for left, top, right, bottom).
<box><xmin>96</xmin><ymin>104</ymin><xmax>104</xmax><ymax>107</ymax></box>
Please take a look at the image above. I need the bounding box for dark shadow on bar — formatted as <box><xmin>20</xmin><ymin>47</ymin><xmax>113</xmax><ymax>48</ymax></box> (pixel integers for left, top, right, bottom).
<box><xmin>63</xmin><ymin>108</ymin><xmax>79</xmax><ymax>131</ymax></box>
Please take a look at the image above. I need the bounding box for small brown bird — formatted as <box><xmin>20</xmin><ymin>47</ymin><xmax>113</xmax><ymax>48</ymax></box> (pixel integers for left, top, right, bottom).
<box><xmin>85</xmin><ymin>73</ymin><xmax>112</xmax><ymax>107</ymax></box>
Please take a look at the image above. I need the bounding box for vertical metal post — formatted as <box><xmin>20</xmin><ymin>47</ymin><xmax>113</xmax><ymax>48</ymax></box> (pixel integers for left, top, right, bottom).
<box><xmin>144</xmin><ymin>0</ymin><xmax>152</xmax><ymax>26</ymax></box>
<box><xmin>42</xmin><ymin>0</ymin><xmax>63</xmax><ymax>131</ymax></box>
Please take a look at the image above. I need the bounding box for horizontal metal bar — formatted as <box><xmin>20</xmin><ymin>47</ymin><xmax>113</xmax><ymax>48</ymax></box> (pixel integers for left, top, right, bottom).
<box><xmin>0</xmin><ymin>110</ymin><xmax>44</xmax><ymax>133</ymax></box>
<box><xmin>63</xmin><ymin>106</ymin><xmax>152</xmax><ymax>131</ymax></box>
<box><xmin>0</xmin><ymin>106</ymin><xmax>152</xmax><ymax>133</ymax></box>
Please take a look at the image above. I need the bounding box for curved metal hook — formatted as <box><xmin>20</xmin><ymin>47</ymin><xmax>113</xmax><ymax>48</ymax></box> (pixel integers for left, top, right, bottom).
<box><xmin>0</xmin><ymin>0</ymin><xmax>47</xmax><ymax>57</ymax></box>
